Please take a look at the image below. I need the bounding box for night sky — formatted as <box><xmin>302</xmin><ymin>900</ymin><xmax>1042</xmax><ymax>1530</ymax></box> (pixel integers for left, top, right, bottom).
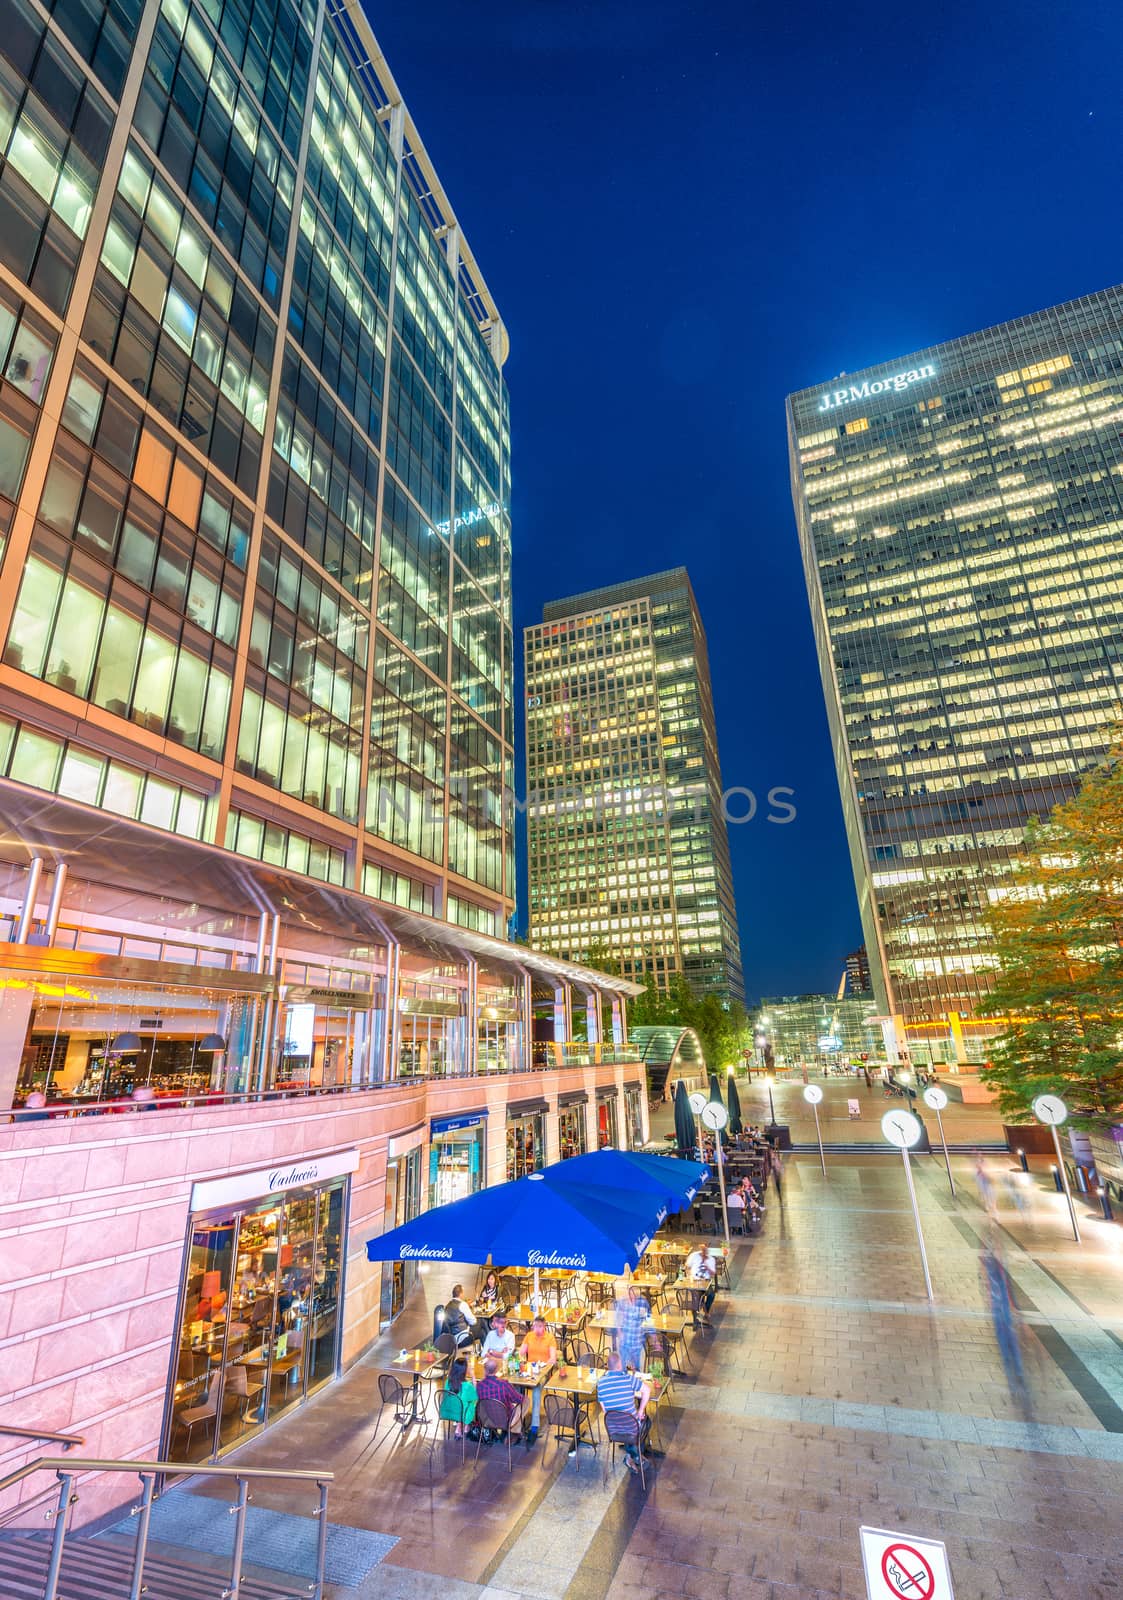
<box><xmin>368</xmin><ymin>0</ymin><xmax>1123</xmax><ymax>1002</ymax></box>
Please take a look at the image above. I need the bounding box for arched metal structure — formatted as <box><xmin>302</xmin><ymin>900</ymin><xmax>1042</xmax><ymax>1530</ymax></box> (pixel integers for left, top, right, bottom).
<box><xmin>629</xmin><ymin>1025</ymin><xmax>706</xmax><ymax>1101</ymax></box>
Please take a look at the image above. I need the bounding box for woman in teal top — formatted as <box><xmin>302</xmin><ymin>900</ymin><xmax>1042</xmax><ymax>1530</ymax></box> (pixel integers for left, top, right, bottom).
<box><xmin>439</xmin><ymin>1356</ymin><xmax>478</xmax><ymax>1437</ymax></box>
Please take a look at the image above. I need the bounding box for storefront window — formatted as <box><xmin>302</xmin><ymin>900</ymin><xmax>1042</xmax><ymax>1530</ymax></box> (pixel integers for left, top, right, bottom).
<box><xmin>167</xmin><ymin>1172</ymin><xmax>349</xmax><ymax>1464</ymax></box>
<box><xmin>506</xmin><ymin>1109</ymin><xmax>544</xmax><ymax>1180</ymax></box>
<box><xmin>596</xmin><ymin>1095</ymin><xmax>619</xmax><ymax>1150</ymax></box>
<box><xmin>380</xmin><ymin>1146</ymin><xmax>422</xmax><ymax>1325</ymax></box>
<box><xmin>558</xmin><ymin>1101</ymin><xmax>587</xmax><ymax>1160</ymax></box>
<box><xmin>624</xmin><ymin>1086</ymin><xmax>644</xmax><ymax>1149</ymax></box>
<box><xmin>429</xmin><ymin>1113</ymin><xmax>485</xmax><ymax>1206</ymax></box>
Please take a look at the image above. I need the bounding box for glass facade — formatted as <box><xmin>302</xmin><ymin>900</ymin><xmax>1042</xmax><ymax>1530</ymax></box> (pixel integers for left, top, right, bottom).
<box><xmin>525</xmin><ymin>569</ymin><xmax>744</xmax><ymax>1005</ymax></box>
<box><xmin>505</xmin><ymin>1106</ymin><xmax>543</xmax><ymax>1179</ymax></box>
<box><xmin>0</xmin><ymin>0</ymin><xmax>513</xmax><ymax>936</ymax></box>
<box><xmin>428</xmin><ymin>1113</ymin><xmax>484</xmax><ymax>1206</ymax></box>
<box><xmin>557</xmin><ymin>1098</ymin><xmax>586</xmax><ymax>1159</ymax></box>
<box><xmin>169</xmin><ymin>1170</ymin><xmax>346</xmax><ymax>1462</ymax></box>
<box><xmin>753</xmin><ymin>995</ymin><xmax>881</xmax><ymax>1070</ymax></box>
<box><xmin>789</xmin><ymin>288</ymin><xmax>1123</xmax><ymax>1059</ymax></box>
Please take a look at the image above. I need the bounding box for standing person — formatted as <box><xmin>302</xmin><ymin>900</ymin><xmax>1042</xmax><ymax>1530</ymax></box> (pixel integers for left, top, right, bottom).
<box><xmin>975</xmin><ymin>1153</ymin><xmax>996</xmax><ymax>1218</ymax></box>
<box><xmin>981</xmin><ymin>1236</ymin><xmax>1026</xmax><ymax>1401</ymax></box>
<box><xmin>614</xmin><ymin>1284</ymin><xmax>650</xmax><ymax>1373</ymax></box>
<box><xmin>518</xmin><ymin>1314</ymin><xmax>558</xmax><ymax>1445</ymax></box>
<box><xmin>596</xmin><ymin>1352</ymin><xmax>651</xmax><ymax>1475</ymax></box>
<box><xmin>771</xmin><ymin>1143</ymin><xmax>784</xmax><ymax>1202</ymax></box>
<box><xmin>683</xmin><ymin>1243</ymin><xmax>718</xmax><ymax>1326</ymax></box>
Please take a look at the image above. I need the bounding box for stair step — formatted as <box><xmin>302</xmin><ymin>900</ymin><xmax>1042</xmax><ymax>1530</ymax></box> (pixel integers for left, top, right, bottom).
<box><xmin>0</xmin><ymin>1533</ymin><xmax>308</xmax><ymax>1599</ymax></box>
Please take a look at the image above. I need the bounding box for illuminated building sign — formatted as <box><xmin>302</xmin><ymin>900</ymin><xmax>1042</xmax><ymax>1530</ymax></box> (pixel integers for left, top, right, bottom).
<box><xmin>818</xmin><ymin>364</ymin><xmax>936</xmax><ymax>412</ymax></box>
<box><xmin>435</xmin><ymin>502</ymin><xmax>501</xmax><ymax>536</ymax></box>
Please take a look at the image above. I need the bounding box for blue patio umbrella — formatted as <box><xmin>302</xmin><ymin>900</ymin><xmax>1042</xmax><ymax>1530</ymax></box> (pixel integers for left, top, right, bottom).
<box><xmin>541</xmin><ymin>1148</ymin><xmax>708</xmax><ymax>1219</ymax></box>
<box><xmin>366</xmin><ymin>1170</ymin><xmax>665</xmax><ymax>1303</ymax></box>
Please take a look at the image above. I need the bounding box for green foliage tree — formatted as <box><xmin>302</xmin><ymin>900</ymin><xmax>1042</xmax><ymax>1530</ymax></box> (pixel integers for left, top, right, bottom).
<box><xmin>980</xmin><ymin>738</ymin><xmax>1123</xmax><ymax>1129</ymax></box>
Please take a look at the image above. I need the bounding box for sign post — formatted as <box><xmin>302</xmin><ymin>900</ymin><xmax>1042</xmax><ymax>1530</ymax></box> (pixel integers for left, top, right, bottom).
<box><xmin>859</xmin><ymin>1525</ymin><xmax>954</xmax><ymax>1600</ymax></box>
<box><xmin>882</xmin><ymin>1110</ymin><xmax>933</xmax><ymax>1301</ymax></box>
<box><xmin>922</xmin><ymin>1086</ymin><xmax>955</xmax><ymax>1197</ymax></box>
<box><xmin>803</xmin><ymin>1083</ymin><xmax>827</xmax><ymax>1175</ymax></box>
<box><xmin>1033</xmin><ymin>1094</ymin><xmax>1080</xmax><ymax>1243</ymax></box>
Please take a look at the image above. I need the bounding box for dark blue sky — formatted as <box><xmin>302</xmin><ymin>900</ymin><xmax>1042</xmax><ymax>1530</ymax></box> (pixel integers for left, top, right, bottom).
<box><xmin>369</xmin><ymin>0</ymin><xmax>1123</xmax><ymax>1002</ymax></box>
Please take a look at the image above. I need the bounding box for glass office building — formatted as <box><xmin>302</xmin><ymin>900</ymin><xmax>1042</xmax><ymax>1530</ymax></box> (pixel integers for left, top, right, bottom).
<box><xmin>789</xmin><ymin>288</ymin><xmax>1123</xmax><ymax>1063</ymax></box>
<box><xmin>525</xmin><ymin>569</ymin><xmax>744</xmax><ymax>1005</ymax></box>
<box><xmin>0</xmin><ymin>0</ymin><xmax>513</xmax><ymax>942</ymax></box>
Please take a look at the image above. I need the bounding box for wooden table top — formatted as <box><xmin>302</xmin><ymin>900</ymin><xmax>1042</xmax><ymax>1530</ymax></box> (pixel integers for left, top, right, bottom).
<box><xmin>653</xmin><ymin>1241</ymin><xmax>726</xmax><ymax>1259</ymax></box>
<box><xmin>506</xmin><ymin>1302</ymin><xmax>585</xmax><ymax>1328</ymax></box>
<box><xmin>466</xmin><ymin>1355</ymin><xmax>555</xmax><ymax>1390</ymax></box>
<box><xmin>389</xmin><ymin>1346</ymin><xmax>447</xmax><ymax>1381</ymax></box>
<box><xmin>588</xmin><ymin>1310</ymin><xmax>690</xmax><ymax>1336</ymax></box>
<box><xmin>546</xmin><ymin>1365</ymin><xmax>670</xmax><ymax>1405</ymax></box>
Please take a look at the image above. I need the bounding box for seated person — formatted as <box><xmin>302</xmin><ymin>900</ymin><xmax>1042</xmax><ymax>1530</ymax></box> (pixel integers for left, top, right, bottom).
<box><xmin>475</xmin><ymin>1355</ymin><xmax>525</xmax><ymax>1437</ymax></box>
<box><xmin>474</xmin><ymin>1270</ymin><xmax>505</xmax><ymax>1330</ymax></box>
<box><xmin>517</xmin><ymin>1315</ymin><xmax>558</xmax><ymax>1442</ymax></box>
<box><xmin>596</xmin><ymin>1352</ymin><xmax>650</xmax><ymax>1473</ymax></box>
<box><xmin>443</xmin><ymin>1283</ymin><xmax>478</xmax><ymax>1348</ymax></box>
<box><xmin>480</xmin><ymin>1312</ymin><xmax>515</xmax><ymax>1361</ymax></box>
<box><xmin>438</xmin><ymin>1355</ymin><xmax>478</xmax><ymax>1438</ymax></box>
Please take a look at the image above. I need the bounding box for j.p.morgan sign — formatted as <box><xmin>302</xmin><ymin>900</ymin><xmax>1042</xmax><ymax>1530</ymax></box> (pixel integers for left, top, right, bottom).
<box><xmin>191</xmin><ymin>1148</ymin><xmax>360</xmax><ymax>1211</ymax></box>
<box><xmin>818</xmin><ymin>364</ymin><xmax>935</xmax><ymax>412</ymax></box>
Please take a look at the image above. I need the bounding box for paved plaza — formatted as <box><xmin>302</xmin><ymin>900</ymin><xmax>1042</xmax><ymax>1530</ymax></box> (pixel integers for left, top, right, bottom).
<box><xmin>134</xmin><ymin>1147</ymin><xmax>1123</xmax><ymax>1600</ymax></box>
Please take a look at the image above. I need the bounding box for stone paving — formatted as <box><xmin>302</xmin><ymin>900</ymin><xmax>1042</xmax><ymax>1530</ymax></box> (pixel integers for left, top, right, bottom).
<box><xmin>183</xmin><ymin>1148</ymin><xmax>1123</xmax><ymax>1600</ymax></box>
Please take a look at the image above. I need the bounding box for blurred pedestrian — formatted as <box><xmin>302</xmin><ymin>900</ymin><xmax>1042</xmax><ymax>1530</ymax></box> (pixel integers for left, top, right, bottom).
<box><xmin>975</xmin><ymin>1152</ymin><xmax>996</xmax><ymax>1217</ymax></box>
<box><xmin>981</xmin><ymin>1233</ymin><xmax>1026</xmax><ymax>1402</ymax></box>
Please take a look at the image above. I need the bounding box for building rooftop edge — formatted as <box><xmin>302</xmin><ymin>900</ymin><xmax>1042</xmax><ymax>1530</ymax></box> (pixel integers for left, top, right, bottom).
<box><xmin>786</xmin><ymin>278</ymin><xmax>1123</xmax><ymax>407</ymax></box>
<box><xmin>538</xmin><ymin>568</ymin><xmax>694</xmax><ymax>623</ymax></box>
<box><xmin>331</xmin><ymin>0</ymin><xmax>509</xmax><ymax>366</ymax></box>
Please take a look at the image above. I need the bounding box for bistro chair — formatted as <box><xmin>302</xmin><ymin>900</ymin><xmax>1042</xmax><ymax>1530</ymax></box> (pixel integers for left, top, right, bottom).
<box><xmin>434</xmin><ymin>1332</ymin><xmax>457</xmax><ymax>1363</ymax></box>
<box><xmin>499</xmin><ymin>1274</ymin><xmax>521</xmax><ymax>1309</ymax></box>
<box><xmin>438</xmin><ymin>1390</ymin><xmax>467</xmax><ymax>1464</ymax></box>
<box><xmin>375</xmin><ymin>1372</ymin><xmax>411</xmax><ymax>1435</ymax></box>
<box><xmin>585</xmin><ymin>1279</ymin><xmax>614</xmax><ymax>1311</ymax></box>
<box><xmin>542</xmin><ymin>1391</ymin><xmax>598</xmax><ymax>1469</ymax></box>
<box><xmin>473</xmin><ymin>1396</ymin><xmax>516</xmax><ymax>1471</ymax></box>
<box><xmin>176</xmin><ymin>1373</ymin><xmax>220</xmax><ymax>1455</ymax></box>
<box><xmin>675</xmin><ymin>1285</ymin><xmax>703</xmax><ymax>1329</ymax></box>
<box><xmin>566</xmin><ymin>1340</ymin><xmax>596</xmax><ymax>1368</ymax></box>
<box><xmin>558</xmin><ymin>1304</ymin><xmax>587</xmax><ymax>1356</ymax></box>
<box><xmin>222</xmin><ymin>1362</ymin><xmax>263</xmax><ymax>1422</ymax></box>
<box><xmin>644</xmin><ymin>1330</ymin><xmax>677</xmax><ymax>1392</ymax></box>
<box><xmin>603</xmin><ymin>1409</ymin><xmax>647</xmax><ymax>1488</ymax></box>
<box><xmin>698</xmin><ymin>1202</ymin><xmax>719</xmax><ymax>1235</ymax></box>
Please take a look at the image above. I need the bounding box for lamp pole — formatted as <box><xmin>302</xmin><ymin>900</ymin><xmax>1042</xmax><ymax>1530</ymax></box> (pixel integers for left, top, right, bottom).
<box><xmin>803</xmin><ymin>1084</ymin><xmax>827</xmax><ymax>1176</ymax></box>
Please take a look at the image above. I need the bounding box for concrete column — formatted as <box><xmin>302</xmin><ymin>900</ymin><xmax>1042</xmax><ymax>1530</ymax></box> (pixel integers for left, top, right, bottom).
<box><xmin>611</xmin><ymin>994</ymin><xmax>627</xmax><ymax>1049</ymax></box>
<box><xmin>13</xmin><ymin>857</ymin><xmax>43</xmax><ymax>945</ymax></box>
<box><xmin>553</xmin><ymin>981</ymin><xmax>572</xmax><ymax>1053</ymax></box>
<box><xmin>381</xmin><ymin>936</ymin><xmax>401</xmax><ymax>1083</ymax></box>
<box><xmin>44</xmin><ymin>864</ymin><xmax>68</xmax><ymax>943</ymax></box>
<box><xmin>465</xmin><ymin>958</ymin><xmax>479</xmax><ymax>1077</ymax></box>
<box><xmin>585</xmin><ymin>990</ymin><xmax>602</xmax><ymax>1051</ymax></box>
<box><xmin>515</xmin><ymin>966</ymin><xmax>533</xmax><ymax>1073</ymax></box>
<box><xmin>948</xmin><ymin>1011</ymin><xmax>968</xmax><ymax>1070</ymax></box>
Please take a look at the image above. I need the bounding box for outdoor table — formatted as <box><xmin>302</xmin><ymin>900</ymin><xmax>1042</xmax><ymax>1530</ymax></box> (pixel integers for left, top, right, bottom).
<box><xmin>588</xmin><ymin>1309</ymin><xmax>689</xmax><ymax>1341</ymax></box>
<box><xmin>388</xmin><ymin>1344</ymin><xmax>447</xmax><ymax>1430</ymax></box>
<box><xmin>466</xmin><ymin>1354</ymin><xmax>555</xmax><ymax>1394</ymax></box>
<box><xmin>546</xmin><ymin>1364</ymin><xmax>669</xmax><ymax>1456</ymax></box>
<box><xmin>506</xmin><ymin>1301</ymin><xmax>578</xmax><ymax>1331</ymax></box>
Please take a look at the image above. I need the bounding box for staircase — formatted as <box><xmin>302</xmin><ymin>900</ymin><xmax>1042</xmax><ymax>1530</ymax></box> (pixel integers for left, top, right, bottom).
<box><xmin>1</xmin><ymin>1533</ymin><xmax>307</xmax><ymax>1599</ymax></box>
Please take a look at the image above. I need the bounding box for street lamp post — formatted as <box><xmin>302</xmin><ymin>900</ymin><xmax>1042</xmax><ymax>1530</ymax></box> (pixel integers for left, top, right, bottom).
<box><xmin>923</xmin><ymin>1085</ymin><xmax>955</xmax><ymax>1197</ymax></box>
<box><xmin>882</xmin><ymin>1109</ymin><xmax>933</xmax><ymax>1301</ymax></box>
<box><xmin>1034</xmin><ymin>1095</ymin><xmax>1080</xmax><ymax>1243</ymax></box>
<box><xmin>699</xmin><ymin>1097</ymin><xmax>732</xmax><ymax>1246</ymax></box>
<box><xmin>803</xmin><ymin>1083</ymin><xmax>827</xmax><ymax>1176</ymax></box>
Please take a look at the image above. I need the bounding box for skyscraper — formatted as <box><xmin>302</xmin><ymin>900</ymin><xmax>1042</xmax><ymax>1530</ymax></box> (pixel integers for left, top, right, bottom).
<box><xmin>0</xmin><ymin>0</ymin><xmax>514</xmax><ymax>937</ymax></box>
<box><xmin>789</xmin><ymin>287</ymin><xmax>1123</xmax><ymax>1065</ymax></box>
<box><xmin>525</xmin><ymin>568</ymin><xmax>744</xmax><ymax>1005</ymax></box>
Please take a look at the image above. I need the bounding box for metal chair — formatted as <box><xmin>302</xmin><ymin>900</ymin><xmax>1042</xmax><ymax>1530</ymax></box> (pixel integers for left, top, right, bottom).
<box><xmin>376</xmin><ymin>1372</ymin><xmax>411</xmax><ymax>1434</ymax></box>
<box><xmin>437</xmin><ymin>1388</ymin><xmax>467</xmax><ymax>1463</ymax></box>
<box><xmin>675</xmin><ymin>1286</ymin><xmax>703</xmax><ymax>1329</ymax></box>
<box><xmin>434</xmin><ymin>1332</ymin><xmax>457</xmax><ymax>1362</ymax></box>
<box><xmin>643</xmin><ymin>1330</ymin><xmax>677</xmax><ymax>1393</ymax></box>
<box><xmin>473</xmin><ymin>1396</ymin><xmax>516</xmax><ymax>1470</ymax></box>
<box><xmin>177</xmin><ymin>1373</ymin><xmax>220</xmax><ymax>1455</ymax></box>
<box><xmin>558</xmin><ymin>1305</ymin><xmax>588</xmax><ymax>1357</ymax></box>
<box><xmin>566</xmin><ymin>1340</ymin><xmax>596</xmax><ymax>1367</ymax></box>
<box><xmin>603</xmin><ymin>1409</ymin><xmax>647</xmax><ymax>1487</ymax></box>
<box><xmin>499</xmin><ymin>1274</ymin><xmax>521</xmax><ymax>1308</ymax></box>
<box><xmin>698</xmin><ymin>1202</ymin><xmax>719</xmax><ymax>1235</ymax></box>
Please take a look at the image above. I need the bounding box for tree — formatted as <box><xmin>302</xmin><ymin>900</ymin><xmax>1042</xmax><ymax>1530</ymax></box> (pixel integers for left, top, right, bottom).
<box><xmin>980</xmin><ymin>737</ymin><xmax>1123</xmax><ymax>1129</ymax></box>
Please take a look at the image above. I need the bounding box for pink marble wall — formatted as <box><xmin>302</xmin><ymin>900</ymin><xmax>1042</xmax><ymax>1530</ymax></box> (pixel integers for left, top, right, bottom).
<box><xmin>0</xmin><ymin>1065</ymin><xmax>638</xmax><ymax>1525</ymax></box>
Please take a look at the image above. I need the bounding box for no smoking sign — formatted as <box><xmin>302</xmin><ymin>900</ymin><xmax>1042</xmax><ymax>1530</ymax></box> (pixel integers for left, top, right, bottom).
<box><xmin>860</xmin><ymin>1526</ymin><xmax>954</xmax><ymax>1600</ymax></box>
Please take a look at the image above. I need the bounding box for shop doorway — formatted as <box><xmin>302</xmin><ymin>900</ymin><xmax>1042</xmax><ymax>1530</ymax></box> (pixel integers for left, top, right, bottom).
<box><xmin>166</xmin><ymin>1176</ymin><xmax>346</xmax><ymax>1464</ymax></box>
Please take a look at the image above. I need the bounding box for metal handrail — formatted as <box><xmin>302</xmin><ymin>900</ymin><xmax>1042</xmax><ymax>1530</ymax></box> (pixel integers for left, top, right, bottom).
<box><xmin>0</xmin><ymin>1427</ymin><xmax>85</xmax><ymax>1450</ymax></box>
<box><xmin>0</xmin><ymin>1456</ymin><xmax>334</xmax><ymax>1600</ymax></box>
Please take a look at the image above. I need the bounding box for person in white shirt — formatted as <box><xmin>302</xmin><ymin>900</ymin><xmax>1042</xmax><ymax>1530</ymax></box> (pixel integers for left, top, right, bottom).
<box><xmin>683</xmin><ymin>1245</ymin><xmax>718</xmax><ymax>1325</ymax></box>
<box><xmin>480</xmin><ymin>1312</ymin><xmax>515</xmax><ymax>1360</ymax></box>
<box><xmin>726</xmin><ymin>1188</ymin><xmax>745</xmax><ymax>1211</ymax></box>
